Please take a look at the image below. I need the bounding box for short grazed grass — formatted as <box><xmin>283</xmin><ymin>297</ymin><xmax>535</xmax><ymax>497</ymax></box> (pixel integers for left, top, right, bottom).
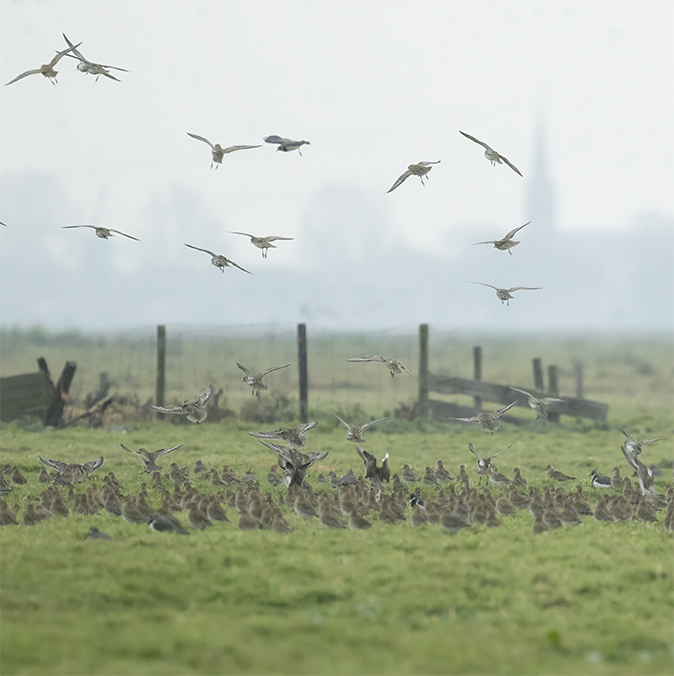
<box><xmin>1</xmin><ymin>410</ymin><xmax>673</xmax><ymax>675</ymax></box>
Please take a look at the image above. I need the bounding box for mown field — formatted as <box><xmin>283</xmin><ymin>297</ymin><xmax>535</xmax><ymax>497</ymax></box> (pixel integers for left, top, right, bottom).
<box><xmin>1</xmin><ymin>331</ymin><xmax>673</xmax><ymax>675</ymax></box>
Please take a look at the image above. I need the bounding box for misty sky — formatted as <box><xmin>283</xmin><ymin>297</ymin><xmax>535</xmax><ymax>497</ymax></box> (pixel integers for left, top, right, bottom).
<box><xmin>0</xmin><ymin>1</ymin><xmax>672</xmax><ymax>333</ymax></box>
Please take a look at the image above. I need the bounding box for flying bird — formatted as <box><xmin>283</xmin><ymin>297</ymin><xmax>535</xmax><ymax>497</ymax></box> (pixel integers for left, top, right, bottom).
<box><xmin>459</xmin><ymin>130</ymin><xmax>522</xmax><ymax>176</ymax></box>
<box><xmin>248</xmin><ymin>422</ymin><xmax>318</xmax><ymax>449</ymax></box>
<box><xmin>150</xmin><ymin>385</ymin><xmax>213</xmax><ymax>423</ymax></box>
<box><xmin>509</xmin><ymin>387</ymin><xmax>563</xmax><ymax>418</ymax></box>
<box><xmin>621</xmin><ymin>427</ymin><xmax>660</xmax><ymax>460</ymax></box>
<box><xmin>228</xmin><ymin>232</ymin><xmax>293</xmax><ymax>258</ymax></box>
<box><xmin>386</xmin><ymin>161</ymin><xmax>441</xmax><ymax>193</ymax></box>
<box><xmin>120</xmin><ymin>444</ymin><xmax>184</xmax><ymax>473</ymax></box>
<box><xmin>5</xmin><ymin>41</ymin><xmax>82</xmax><ymax>86</ymax></box>
<box><xmin>449</xmin><ymin>401</ymin><xmax>517</xmax><ymax>434</ymax></box>
<box><xmin>264</xmin><ymin>135</ymin><xmax>310</xmax><ymax>155</ymax></box>
<box><xmin>355</xmin><ymin>446</ymin><xmax>390</xmax><ymax>483</ymax></box>
<box><xmin>472</xmin><ymin>222</ymin><xmax>530</xmax><ymax>254</ymax></box>
<box><xmin>237</xmin><ymin>363</ymin><xmax>290</xmax><ymax>398</ymax></box>
<box><xmin>467</xmin><ymin>443</ymin><xmax>511</xmax><ymax>476</ymax></box>
<box><xmin>469</xmin><ymin>282</ymin><xmax>541</xmax><ymax>306</ymax></box>
<box><xmin>332</xmin><ymin>413</ymin><xmax>388</xmax><ymax>443</ymax></box>
<box><xmin>185</xmin><ymin>244</ymin><xmax>251</xmax><ymax>273</ymax></box>
<box><xmin>186</xmin><ymin>133</ymin><xmax>262</xmax><ymax>168</ymax></box>
<box><xmin>257</xmin><ymin>440</ymin><xmax>328</xmax><ymax>488</ymax></box>
<box><xmin>346</xmin><ymin>355</ymin><xmax>414</xmax><ymax>378</ymax></box>
<box><xmin>61</xmin><ymin>33</ymin><xmax>127</xmax><ymax>81</ymax></box>
<box><xmin>62</xmin><ymin>225</ymin><xmax>139</xmax><ymax>241</ymax></box>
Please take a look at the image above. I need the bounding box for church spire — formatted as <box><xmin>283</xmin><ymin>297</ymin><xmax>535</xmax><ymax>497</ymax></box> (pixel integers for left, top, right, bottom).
<box><xmin>526</xmin><ymin>115</ymin><xmax>556</xmax><ymax>233</ymax></box>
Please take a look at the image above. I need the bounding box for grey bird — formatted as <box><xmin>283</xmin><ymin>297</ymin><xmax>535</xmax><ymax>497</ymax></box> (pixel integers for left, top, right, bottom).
<box><xmin>62</xmin><ymin>225</ymin><xmax>139</xmax><ymax>241</ymax></box>
<box><xmin>333</xmin><ymin>413</ymin><xmax>388</xmax><ymax>443</ymax></box>
<box><xmin>386</xmin><ymin>161</ymin><xmax>441</xmax><ymax>193</ymax></box>
<box><xmin>149</xmin><ymin>513</ymin><xmax>190</xmax><ymax>535</ymax></box>
<box><xmin>472</xmin><ymin>222</ymin><xmax>530</xmax><ymax>255</ymax></box>
<box><xmin>459</xmin><ymin>131</ymin><xmax>522</xmax><ymax>176</ymax></box>
<box><xmin>621</xmin><ymin>444</ymin><xmax>661</xmax><ymax>500</ymax></box>
<box><xmin>87</xmin><ymin>526</ymin><xmax>112</xmax><ymax>540</ymax></box>
<box><xmin>39</xmin><ymin>456</ymin><xmax>104</xmax><ymax>482</ymax></box>
<box><xmin>187</xmin><ymin>133</ymin><xmax>262</xmax><ymax>168</ymax></box>
<box><xmin>257</xmin><ymin>440</ymin><xmax>328</xmax><ymax>488</ymax></box>
<box><xmin>185</xmin><ymin>244</ymin><xmax>251</xmax><ymax>274</ymax></box>
<box><xmin>264</xmin><ymin>135</ymin><xmax>310</xmax><ymax>155</ymax></box>
<box><xmin>621</xmin><ymin>427</ymin><xmax>660</xmax><ymax>460</ymax></box>
<box><xmin>355</xmin><ymin>446</ymin><xmax>390</xmax><ymax>483</ymax></box>
<box><xmin>237</xmin><ymin>363</ymin><xmax>290</xmax><ymax>398</ymax></box>
<box><xmin>6</xmin><ymin>41</ymin><xmax>82</xmax><ymax>86</ymax></box>
<box><xmin>470</xmin><ymin>282</ymin><xmax>542</xmax><ymax>306</ymax></box>
<box><xmin>509</xmin><ymin>387</ymin><xmax>563</xmax><ymax>419</ymax></box>
<box><xmin>589</xmin><ymin>468</ymin><xmax>612</xmax><ymax>489</ymax></box>
<box><xmin>120</xmin><ymin>443</ymin><xmax>184</xmax><ymax>473</ymax></box>
<box><xmin>151</xmin><ymin>384</ymin><xmax>213</xmax><ymax>423</ymax></box>
<box><xmin>346</xmin><ymin>355</ymin><xmax>414</xmax><ymax>378</ymax></box>
<box><xmin>61</xmin><ymin>33</ymin><xmax>127</xmax><ymax>81</ymax></box>
<box><xmin>450</xmin><ymin>401</ymin><xmax>517</xmax><ymax>434</ymax></box>
<box><xmin>546</xmin><ymin>464</ymin><xmax>576</xmax><ymax>482</ymax></box>
<box><xmin>249</xmin><ymin>422</ymin><xmax>318</xmax><ymax>449</ymax></box>
<box><xmin>229</xmin><ymin>232</ymin><xmax>294</xmax><ymax>258</ymax></box>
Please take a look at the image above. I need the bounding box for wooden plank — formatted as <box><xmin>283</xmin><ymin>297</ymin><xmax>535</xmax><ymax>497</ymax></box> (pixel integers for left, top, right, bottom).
<box><xmin>0</xmin><ymin>372</ymin><xmax>52</xmax><ymax>421</ymax></box>
<box><xmin>472</xmin><ymin>346</ymin><xmax>482</xmax><ymax>410</ymax></box>
<box><xmin>427</xmin><ymin>373</ymin><xmax>607</xmax><ymax>420</ymax></box>
<box><xmin>533</xmin><ymin>358</ymin><xmax>544</xmax><ymax>390</ymax></box>
<box><xmin>43</xmin><ymin>361</ymin><xmax>76</xmax><ymax>427</ymax></box>
<box><xmin>297</xmin><ymin>323</ymin><xmax>308</xmax><ymax>423</ymax></box>
<box><xmin>156</xmin><ymin>325</ymin><xmax>166</xmax><ymax>421</ymax></box>
<box><xmin>547</xmin><ymin>365</ymin><xmax>560</xmax><ymax>424</ymax></box>
<box><xmin>418</xmin><ymin>324</ymin><xmax>429</xmax><ymax>417</ymax></box>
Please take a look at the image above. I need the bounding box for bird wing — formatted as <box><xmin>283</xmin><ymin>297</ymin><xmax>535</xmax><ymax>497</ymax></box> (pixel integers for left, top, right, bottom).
<box><xmin>222</xmin><ymin>145</ymin><xmax>263</xmax><ymax>153</ymax></box>
<box><xmin>508</xmin><ymin>287</ymin><xmax>542</xmax><ymax>292</ymax></box>
<box><xmin>472</xmin><ymin>239</ymin><xmax>497</xmax><ymax>246</ymax></box>
<box><xmin>451</xmin><ymin>416</ymin><xmax>478</xmax><ymax>423</ymax></box>
<box><xmin>150</xmin><ymin>404</ymin><xmax>184</xmax><ymax>414</ymax></box>
<box><xmin>264</xmin><ymin>135</ymin><xmax>285</xmax><ymax>145</ymax></box>
<box><xmin>62</xmin><ymin>225</ymin><xmax>96</xmax><ymax>230</ymax></box>
<box><xmin>49</xmin><ymin>42</ymin><xmax>83</xmax><ymax>67</ymax></box>
<box><xmin>469</xmin><ymin>281</ymin><xmax>498</xmax><ymax>290</ymax></box>
<box><xmin>264</xmin><ymin>236</ymin><xmax>294</xmax><ymax>241</ymax></box>
<box><xmin>459</xmin><ymin>131</ymin><xmax>491</xmax><ymax>150</ymax></box>
<box><xmin>186</xmin><ymin>133</ymin><xmax>214</xmax><ymax>149</ymax></box>
<box><xmin>229</xmin><ymin>231</ymin><xmax>256</xmax><ymax>238</ymax></box>
<box><xmin>5</xmin><ymin>69</ymin><xmax>42</xmax><ymax>85</ymax></box>
<box><xmin>500</xmin><ymin>155</ymin><xmax>523</xmax><ymax>177</ymax></box>
<box><xmin>509</xmin><ymin>386</ymin><xmax>531</xmax><ymax>397</ymax></box>
<box><xmin>61</xmin><ymin>34</ymin><xmax>88</xmax><ymax>62</ymax></box>
<box><xmin>386</xmin><ymin>169</ymin><xmax>412</xmax><ymax>193</ymax></box>
<box><xmin>185</xmin><ymin>243</ymin><xmax>218</xmax><ymax>257</ymax></box>
<box><xmin>298</xmin><ymin>421</ymin><xmax>318</xmax><ymax>434</ymax></box>
<box><xmin>196</xmin><ymin>385</ymin><xmax>214</xmax><ymax>407</ymax></box>
<box><xmin>302</xmin><ymin>451</ymin><xmax>329</xmax><ymax>466</ymax></box>
<box><xmin>153</xmin><ymin>444</ymin><xmax>184</xmax><ymax>459</ymax></box>
<box><xmin>260</xmin><ymin>364</ymin><xmax>291</xmax><ymax>377</ymax></box>
<box><xmin>258</xmin><ymin>440</ymin><xmax>293</xmax><ymax>463</ymax></box>
<box><xmin>237</xmin><ymin>363</ymin><xmax>255</xmax><ymax>378</ymax></box>
<box><xmin>120</xmin><ymin>444</ymin><xmax>143</xmax><ymax>458</ymax></box>
<box><xmin>82</xmin><ymin>456</ymin><xmax>104</xmax><ymax>475</ymax></box>
<box><xmin>493</xmin><ymin>401</ymin><xmax>518</xmax><ymax>418</ymax></box>
<box><xmin>224</xmin><ymin>258</ymin><xmax>252</xmax><ymax>274</ymax></box>
<box><xmin>359</xmin><ymin>416</ymin><xmax>389</xmax><ymax>433</ymax></box>
<box><xmin>504</xmin><ymin>222</ymin><xmax>530</xmax><ymax>239</ymax></box>
<box><xmin>96</xmin><ymin>70</ymin><xmax>122</xmax><ymax>82</ymax></box>
<box><xmin>490</xmin><ymin>445</ymin><xmax>512</xmax><ymax>459</ymax></box>
<box><xmin>346</xmin><ymin>355</ymin><xmax>385</xmax><ymax>364</ymax></box>
<box><xmin>397</xmin><ymin>362</ymin><xmax>415</xmax><ymax>377</ymax></box>
<box><xmin>467</xmin><ymin>443</ymin><xmax>483</xmax><ymax>460</ymax></box>
<box><xmin>39</xmin><ymin>456</ymin><xmax>68</xmax><ymax>471</ymax></box>
<box><xmin>109</xmin><ymin>229</ymin><xmax>139</xmax><ymax>241</ymax></box>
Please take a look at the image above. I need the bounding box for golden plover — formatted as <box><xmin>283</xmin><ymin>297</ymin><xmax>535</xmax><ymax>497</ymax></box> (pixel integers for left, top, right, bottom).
<box><xmin>469</xmin><ymin>282</ymin><xmax>541</xmax><ymax>306</ymax></box>
<box><xmin>5</xmin><ymin>41</ymin><xmax>82</xmax><ymax>86</ymax></box>
<box><xmin>228</xmin><ymin>231</ymin><xmax>293</xmax><ymax>258</ymax></box>
<box><xmin>472</xmin><ymin>222</ymin><xmax>530</xmax><ymax>254</ymax></box>
<box><xmin>63</xmin><ymin>225</ymin><xmax>139</xmax><ymax>241</ymax></box>
<box><xmin>346</xmin><ymin>355</ymin><xmax>413</xmax><ymax>378</ymax></box>
<box><xmin>185</xmin><ymin>244</ymin><xmax>251</xmax><ymax>273</ymax></box>
<box><xmin>187</xmin><ymin>133</ymin><xmax>262</xmax><ymax>168</ymax></box>
<box><xmin>386</xmin><ymin>161</ymin><xmax>441</xmax><ymax>193</ymax></box>
<box><xmin>459</xmin><ymin>130</ymin><xmax>522</xmax><ymax>176</ymax></box>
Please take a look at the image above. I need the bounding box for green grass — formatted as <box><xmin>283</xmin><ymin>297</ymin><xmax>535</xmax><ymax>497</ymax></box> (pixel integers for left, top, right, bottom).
<box><xmin>1</xmin><ymin>413</ymin><xmax>673</xmax><ymax>675</ymax></box>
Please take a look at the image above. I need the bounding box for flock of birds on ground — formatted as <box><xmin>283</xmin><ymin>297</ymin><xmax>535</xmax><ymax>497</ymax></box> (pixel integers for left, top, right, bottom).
<box><xmin>2</xmin><ymin>34</ymin><xmax>671</xmax><ymax>540</ymax></box>
<box><xmin>1</xmin><ymin>420</ymin><xmax>671</xmax><ymax>538</ymax></box>
<box><xmin>6</xmin><ymin>33</ymin><xmax>544</xmax><ymax>304</ymax></box>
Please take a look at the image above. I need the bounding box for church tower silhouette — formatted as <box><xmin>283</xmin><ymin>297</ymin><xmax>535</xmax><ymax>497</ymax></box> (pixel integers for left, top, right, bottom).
<box><xmin>526</xmin><ymin>115</ymin><xmax>556</xmax><ymax>236</ymax></box>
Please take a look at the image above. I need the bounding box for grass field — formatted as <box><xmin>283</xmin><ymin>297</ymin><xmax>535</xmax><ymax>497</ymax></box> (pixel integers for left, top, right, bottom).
<box><xmin>1</xmin><ymin>330</ymin><xmax>673</xmax><ymax>675</ymax></box>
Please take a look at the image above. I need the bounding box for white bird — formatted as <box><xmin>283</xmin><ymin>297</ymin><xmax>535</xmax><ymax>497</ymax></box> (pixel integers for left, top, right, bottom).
<box><xmin>185</xmin><ymin>244</ymin><xmax>251</xmax><ymax>274</ymax></box>
<box><xmin>459</xmin><ymin>131</ymin><xmax>522</xmax><ymax>176</ymax></box>
<box><xmin>346</xmin><ymin>355</ymin><xmax>414</xmax><ymax>378</ymax></box>
<box><xmin>469</xmin><ymin>282</ymin><xmax>541</xmax><ymax>306</ymax></box>
<box><xmin>472</xmin><ymin>222</ymin><xmax>530</xmax><ymax>255</ymax></box>
<box><xmin>228</xmin><ymin>232</ymin><xmax>293</xmax><ymax>258</ymax></box>
<box><xmin>62</xmin><ymin>225</ymin><xmax>139</xmax><ymax>241</ymax></box>
<box><xmin>264</xmin><ymin>135</ymin><xmax>310</xmax><ymax>155</ymax></box>
<box><xmin>5</xmin><ymin>41</ymin><xmax>82</xmax><ymax>86</ymax></box>
<box><xmin>61</xmin><ymin>33</ymin><xmax>127</xmax><ymax>82</ymax></box>
<box><xmin>386</xmin><ymin>161</ymin><xmax>441</xmax><ymax>193</ymax></box>
<box><xmin>186</xmin><ymin>133</ymin><xmax>262</xmax><ymax>168</ymax></box>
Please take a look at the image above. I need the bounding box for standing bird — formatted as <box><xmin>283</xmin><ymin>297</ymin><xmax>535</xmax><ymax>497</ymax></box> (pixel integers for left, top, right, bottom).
<box><xmin>185</xmin><ymin>244</ymin><xmax>251</xmax><ymax>274</ymax></box>
<box><xmin>589</xmin><ymin>468</ymin><xmax>612</xmax><ymax>489</ymax></box>
<box><xmin>459</xmin><ymin>131</ymin><xmax>522</xmax><ymax>176</ymax></box>
<box><xmin>149</xmin><ymin>514</ymin><xmax>190</xmax><ymax>535</ymax></box>
<box><xmin>228</xmin><ymin>232</ymin><xmax>294</xmax><ymax>258</ymax></box>
<box><xmin>509</xmin><ymin>387</ymin><xmax>563</xmax><ymax>419</ymax></box>
<box><xmin>354</xmin><ymin>446</ymin><xmax>390</xmax><ymax>483</ymax></box>
<box><xmin>332</xmin><ymin>413</ymin><xmax>388</xmax><ymax>443</ymax></box>
<box><xmin>449</xmin><ymin>401</ymin><xmax>517</xmax><ymax>434</ymax></box>
<box><xmin>346</xmin><ymin>355</ymin><xmax>414</xmax><ymax>378</ymax></box>
<box><xmin>386</xmin><ymin>161</ymin><xmax>441</xmax><ymax>193</ymax></box>
<box><xmin>237</xmin><ymin>363</ymin><xmax>290</xmax><ymax>398</ymax></box>
<box><xmin>472</xmin><ymin>222</ymin><xmax>530</xmax><ymax>255</ymax></box>
<box><xmin>434</xmin><ymin>460</ymin><xmax>454</xmax><ymax>483</ymax></box>
<box><xmin>264</xmin><ymin>135</ymin><xmax>310</xmax><ymax>155</ymax></box>
<box><xmin>249</xmin><ymin>422</ymin><xmax>318</xmax><ymax>449</ymax></box>
<box><xmin>87</xmin><ymin>526</ymin><xmax>112</xmax><ymax>540</ymax></box>
<box><xmin>62</xmin><ymin>225</ymin><xmax>139</xmax><ymax>241</ymax></box>
<box><xmin>121</xmin><ymin>444</ymin><xmax>184</xmax><ymax>473</ymax></box>
<box><xmin>151</xmin><ymin>385</ymin><xmax>213</xmax><ymax>423</ymax></box>
<box><xmin>546</xmin><ymin>465</ymin><xmax>576</xmax><ymax>482</ymax></box>
<box><xmin>469</xmin><ymin>282</ymin><xmax>542</xmax><ymax>306</ymax></box>
<box><xmin>5</xmin><ymin>41</ymin><xmax>82</xmax><ymax>86</ymax></box>
<box><xmin>186</xmin><ymin>133</ymin><xmax>261</xmax><ymax>168</ymax></box>
<box><xmin>61</xmin><ymin>33</ymin><xmax>127</xmax><ymax>81</ymax></box>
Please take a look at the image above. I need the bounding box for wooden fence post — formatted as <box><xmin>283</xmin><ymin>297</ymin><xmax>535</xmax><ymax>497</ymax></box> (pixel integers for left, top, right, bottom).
<box><xmin>473</xmin><ymin>346</ymin><xmax>482</xmax><ymax>410</ymax></box>
<box><xmin>297</xmin><ymin>324</ymin><xmax>308</xmax><ymax>423</ymax></box>
<box><xmin>418</xmin><ymin>324</ymin><xmax>429</xmax><ymax>418</ymax></box>
<box><xmin>547</xmin><ymin>364</ymin><xmax>560</xmax><ymax>424</ymax></box>
<box><xmin>574</xmin><ymin>364</ymin><xmax>584</xmax><ymax>400</ymax></box>
<box><xmin>532</xmin><ymin>358</ymin><xmax>544</xmax><ymax>390</ymax></box>
<box><xmin>156</xmin><ymin>325</ymin><xmax>166</xmax><ymax>420</ymax></box>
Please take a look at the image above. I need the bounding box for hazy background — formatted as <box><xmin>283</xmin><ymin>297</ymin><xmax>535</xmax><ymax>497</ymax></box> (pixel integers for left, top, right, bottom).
<box><xmin>0</xmin><ymin>0</ymin><xmax>672</xmax><ymax>334</ymax></box>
